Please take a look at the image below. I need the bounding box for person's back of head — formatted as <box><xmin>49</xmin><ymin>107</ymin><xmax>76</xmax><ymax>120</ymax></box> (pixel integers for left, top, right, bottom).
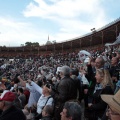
<box><xmin>0</xmin><ymin>91</ymin><xmax>16</xmax><ymax>111</ymax></box>
<box><xmin>18</xmin><ymin>88</ymin><xmax>24</xmax><ymax>94</ymax></box>
<box><xmin>61</xmin><ymin>66</ymin><xmax>70</xmax><ymax>77</ymax></box>
<box><xmin>71</xmin><ymin>68</ymin><xmax>79</xmax><ymax>77</ymax></box>
<box><xmin>42</xmin><ymin>105</ymin><xmax>53</xmax><ymax>117</ymax></box>
<box><xmin>61</xmin><ymin>102</ymin><xmax>82</xmax><ymax>120</ymax></box>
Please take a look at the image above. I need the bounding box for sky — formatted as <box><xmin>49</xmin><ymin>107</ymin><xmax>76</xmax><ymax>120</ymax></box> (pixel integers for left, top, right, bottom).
<box><xmin>0</xmin><ymin>0</ymin><xmax>120</xmax><ymax>47</ymax></box>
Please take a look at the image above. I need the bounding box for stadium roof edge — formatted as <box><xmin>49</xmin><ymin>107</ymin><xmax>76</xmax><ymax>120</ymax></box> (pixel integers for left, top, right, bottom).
<box><xmin>55</xmin><ymin>17</ymin><xmax>120</xmax><ymax>44</ymax></box>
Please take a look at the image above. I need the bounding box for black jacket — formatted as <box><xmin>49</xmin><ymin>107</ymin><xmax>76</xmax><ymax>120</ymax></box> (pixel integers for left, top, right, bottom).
<box><xmin>89</xmin><ymin>85</ymin><xmax>114</xmax><ymax>118</ymax></box>
<box><xmin>55</xmin><ymin>76</ymin><xmax>77</xmax><ymax>103</ymax></box>
<box><xmin>41</xmin><ymin>116</ymin><xmax>53</xmax><ymax>120</ymax></box>
<box><xmin>54</xmin><ymin>76</ymin><xmax>77</xmax><ymax>120</ymax></box>
<box><xmin>0</xmin><ymin>105</ymin><xmax>26</xmax><ymax>120</ymax></box>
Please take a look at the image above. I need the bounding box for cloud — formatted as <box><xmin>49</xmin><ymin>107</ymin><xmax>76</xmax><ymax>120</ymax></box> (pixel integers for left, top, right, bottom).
<box><xmin>22</xmin><ymin>0</ymin><xmax>109</xmax><ymax>43</ymax></box>
<box><xmin>0</xmin><ymin>16</ymin><xmax>48</xmax><ymax>46</ymax></box>
<box><xmin>0</xmin><ymin>0</ymin><xmax>115</xmax><ymax>46</ymax></box>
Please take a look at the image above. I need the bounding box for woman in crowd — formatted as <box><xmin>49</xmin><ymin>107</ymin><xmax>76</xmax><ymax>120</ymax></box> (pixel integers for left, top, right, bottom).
<box><xmin>86</xmin><ymin>69</ymin><xmax>114</xmax><ymax>120</ymax></box>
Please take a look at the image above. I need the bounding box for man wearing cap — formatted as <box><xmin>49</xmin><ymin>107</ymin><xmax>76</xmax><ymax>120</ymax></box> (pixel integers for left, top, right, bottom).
<box><xmin>0</xmin><ymin>91</ymin><xmax>26</xmax><ymax>120</ymax></box>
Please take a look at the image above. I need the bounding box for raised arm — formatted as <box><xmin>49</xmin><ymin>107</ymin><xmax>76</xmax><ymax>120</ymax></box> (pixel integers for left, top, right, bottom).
<box><xmin>17</xmin><ymin>76</ymin><xmax>26</xmax><ymax>87</ymax></box>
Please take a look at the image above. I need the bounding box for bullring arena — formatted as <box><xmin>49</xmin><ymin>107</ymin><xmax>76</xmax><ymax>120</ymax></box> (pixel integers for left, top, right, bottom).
<box><xmin>0</xmin><ymin>17</ymin><xmax>120</xmax><ymax>58</ymax></box>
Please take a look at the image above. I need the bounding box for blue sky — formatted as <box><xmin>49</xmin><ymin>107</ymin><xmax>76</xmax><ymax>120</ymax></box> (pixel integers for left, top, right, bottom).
<box><xmin>0</xmin><ymin>0</ymin><xmax>120</xmax><ymax>46</ymax></box>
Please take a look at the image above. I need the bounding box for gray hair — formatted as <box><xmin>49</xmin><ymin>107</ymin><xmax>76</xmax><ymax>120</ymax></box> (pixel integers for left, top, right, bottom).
<box><xmin>97</xmin><ymin>56</ymin><xmax>105</xmax><ymax>66</ymax></box>
<box><xmin>61</xmin><ymin>66</ymin><xmax>70</xmax><ymax>76</ymax></box>
<box><xmin>64</xmin><ymin>102</ymin><xmax>82</xmax><ymax>120</ymax></box>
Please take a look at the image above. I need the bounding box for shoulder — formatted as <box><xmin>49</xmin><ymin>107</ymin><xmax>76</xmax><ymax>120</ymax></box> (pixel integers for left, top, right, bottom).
<box><xmin>0</xmin><ymin>106</ymin><xmax>26</xmax><ymax>120</ymax></box>
<box><xmin>102</xmin><ymin>85</ymin><xmax>114</xmax><ymax>94</ymax></box>
<box><xmin>104</xmin><ymin>85</ymin><xmax>112</xmax><ymax>90</ymax></box>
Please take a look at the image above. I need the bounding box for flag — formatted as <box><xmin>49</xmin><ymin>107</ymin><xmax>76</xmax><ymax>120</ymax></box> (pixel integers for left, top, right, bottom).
<box><xmin>78</xmin><ymin>50</ymin><xmax>91</xmax><ymax>61</ymax></box>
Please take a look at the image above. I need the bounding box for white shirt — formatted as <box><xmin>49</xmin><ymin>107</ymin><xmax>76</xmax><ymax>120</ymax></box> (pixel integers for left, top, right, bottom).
<box><xmin>31</xmin><ymin>81</ymin><xmax>54</xmax><ymax>114</ymax></box>
<box><xmin>26</xmin><ymin>83</ymin><xmax>41</xmax><ymax>108</ymax></box>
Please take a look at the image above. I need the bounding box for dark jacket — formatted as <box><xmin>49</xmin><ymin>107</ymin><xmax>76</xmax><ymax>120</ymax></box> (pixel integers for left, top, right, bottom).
<box><xmin>109</xmin><ymin>65</ymin><xmax>120</xmax><ymax>80</ymax></box>
<box><xmin>89</xmin><ymin>85</ymin><xmax>114</xmax><ymax>118</ymax></box>
<box><xmin>55</xmin><ymin>76</ymin><xmax>77</xmax><ymax>103</ymax></box>
<box><xmin>54</xmin><ymin>76</ymin><xmax>77</xmax><ymax>120</ymax></box>
<box><xmin>41</xmin><ymin>116</ymin><xmax>53</xmax><ymax>120</ymax></box>
<box><xmin>0</xmin><ymin>105</ymin><xmax>26</xmax><ymax>120</ymax></box>
<box><xmin>87</xmin><ymin>64</ymin><xmax>96</xmax><ymax>97</ymax></box>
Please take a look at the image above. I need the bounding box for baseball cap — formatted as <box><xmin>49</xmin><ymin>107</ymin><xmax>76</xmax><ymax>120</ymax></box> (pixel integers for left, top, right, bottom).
<box><xmin>0</xmin><ymin>91</ymin><xmax>16</xmax><ymax>102</ymax></box>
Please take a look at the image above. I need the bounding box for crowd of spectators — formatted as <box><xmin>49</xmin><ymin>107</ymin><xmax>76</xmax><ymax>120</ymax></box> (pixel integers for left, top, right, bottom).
<box><xmin>0</xmin><ymin>44</ymin><xmax>120</xmax><ymax>120</ymax></box>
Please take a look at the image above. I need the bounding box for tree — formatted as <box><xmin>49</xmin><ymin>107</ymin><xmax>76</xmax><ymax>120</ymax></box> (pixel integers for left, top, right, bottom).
<box><xmin>25</xmin><ymin>42</ymin><xmax>39</xmax><ymax>46</ymax></box>
<box><xmin>25</xmin><ymin>42</ymin><xmax>32</xmax><ymax>46</ymax></box>
<box><xmin>32</xmin><ymin>42</ymin><xmax>39</xmax><ymax>46</ymax></box>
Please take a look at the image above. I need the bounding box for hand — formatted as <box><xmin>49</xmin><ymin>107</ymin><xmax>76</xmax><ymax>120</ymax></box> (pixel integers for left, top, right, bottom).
<box><xmin>88</xmin><ymin>57</ymin><xmax>92</xmax><ymax>65</ymax></box>
<box><xmin>17</xmin><ymin>76</ymin><xmax>21</xmax><ymax>79</ymax></box>
<box><xmin>27</xmin><ymin>80</ymin><xmax>32</xmax><ymax>84</ymax></box>
<box><xmin>88</xmin><ymin>103</ymin><xmax>93</xmax><ymax>107</ymax></box>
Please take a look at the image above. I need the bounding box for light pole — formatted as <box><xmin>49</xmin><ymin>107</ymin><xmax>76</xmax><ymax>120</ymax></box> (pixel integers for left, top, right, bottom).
<box><xmin>91</xmin><ymin>28</ymin><xmax>96</xmax><ymax>32</ymax></box>
<box><xmin>90</xmin><ymin>28</ymin><xmax>96</xmax><ymax>47</ymax></box>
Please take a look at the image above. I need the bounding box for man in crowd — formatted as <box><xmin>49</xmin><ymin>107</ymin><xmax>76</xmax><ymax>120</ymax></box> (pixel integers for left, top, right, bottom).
<box><xmin>0</xmin><ymin>91</ymin><xmax>26</xmax><ymax>120</ymax></box>
<box><xmin>109</xmin><ymin>57</ymin><xmax>120</xmax><ymax>90</ymax></box>
<box><xmin>41</xmin><ymin>105</ymin><xmax>53</xmax><ymax>120</ymax></box>
<box><xmin>54</xmin><ymin>66</ymin><xmax>77</xmax><ymax>120</ymax></box>
<box><xmin>60</xmin><ymin>102</ymin><xmax>82</xmax><ymax>120</ymax></box>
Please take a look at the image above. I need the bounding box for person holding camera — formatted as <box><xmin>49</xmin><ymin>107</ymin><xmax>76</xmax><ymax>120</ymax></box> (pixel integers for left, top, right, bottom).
<box><xmin>26</xmin><ymin>79</ymin><xmax>54</xmax><ymax>120</ymax></box>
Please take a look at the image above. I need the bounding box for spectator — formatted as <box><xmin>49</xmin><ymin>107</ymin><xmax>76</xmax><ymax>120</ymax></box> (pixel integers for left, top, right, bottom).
<box><xmin>70</xmin><ymin>68</ymin><xmax>82</xmax><ymax>102</ymax></box>
<box><xmin>27</xmin><ymin>80</ymin><xmax>54</xmax><ymax>120</ymax></box>
<box><xmin>85</xmin><ymin>69</ymin><xmax>114</xmax><ymax>120</ymax></box>
<box><xmin>0</xmin><ymin>91</ymin><xmax>26</xmax><ymax>120</ymax></box>
<box><xmin>87</xmin><ymin>56</ymin><xmax>105</xmax><ymax>97</ymax></box>
<box><xmin>116</xmin><ymin>48</ymin><xmax>120</xmax><ymax>61</ymax></box>
<box><xmin>17</xmin><ymin>76</ymin><xmax>41</xmax><ymax>110</ymax></box>
<box><xmin>101</xmin><ymin>89</ymin><xmax>120</xmax><ymax>120</ymax></box>
<box><xmin>54</xmin><ymin>66</ymin><xmax>77</xmax><ymax>120</ymax></box>
<box><xmin>41</xmin><ymin>105</ymin><xmax>53</xmax><ymax>120</ymax></box>
<box><xmin>0</xmin><ymin>77</ymin><xmax>6</xmax><ymax>92</ymax></box>
<box><xmin>17</xmin><ymin>87</ymin><xmax>26</xmax><ymax>108</ymax></box>
<box><xmin>109</xmin><ymin>57</ymin><xmax>119</xmax><ymax>91</ymax></box>
<box><xmin>60</xmin><ymin>102</ymin><xmax>82</xmax><ymax>120</ymax></box>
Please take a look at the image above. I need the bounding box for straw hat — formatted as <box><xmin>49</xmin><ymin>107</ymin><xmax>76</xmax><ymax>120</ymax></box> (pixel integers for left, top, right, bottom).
<box><xmin>101</xmin><ymin>89</ymin><xmax>120</xmax><ymax>114</ymax></box>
